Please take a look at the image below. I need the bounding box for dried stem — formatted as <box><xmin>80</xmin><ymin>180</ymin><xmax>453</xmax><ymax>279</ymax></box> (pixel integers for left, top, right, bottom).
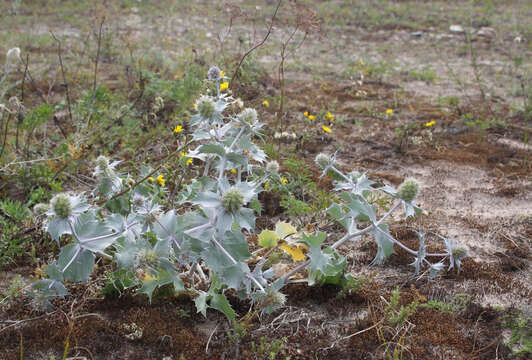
<box><xmin>50</xmin><ymin>32</ymin><xmax>73</xmax><ymax>128</ymax></box>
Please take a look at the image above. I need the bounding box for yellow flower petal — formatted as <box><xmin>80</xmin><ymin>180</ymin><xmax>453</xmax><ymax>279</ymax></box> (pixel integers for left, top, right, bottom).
<box><xmin>231</xmin><ymin>168</ymin><xmax>237</xmax><ymax>174</ymax></box>
<box><xmin>173</xmin><ymin>125</ymin><xmax>183</xmax><ymax>133</ymax></box>
<box><xmin>425</xmin><ymin>121</ymin><xmax>436</xmax><ymax>127</ymax></box>
<box><xmin>262</xmin><ymin>100</ymin><xmax>270</xmax><ymax>107</ymax></box>
<box><xmin>156</xmin><ymin>174</ymin><xmax>165</xmax><ymax>186</ymax></box>
<box><xmin>186</xmin><ymin>158</ymin><xmax>193</xmax><ymax>166</ymax></box>
<box><xmin>280</xmin><ymin>243</ymin><xmax>307</xmax><ymax>262</ymax></box>
<box><xmin>322</xmin><ymin>125</ymin><xmax>332</xmax><ymax>133</ymax></box>
<box><xmin>386</xmin><ymin>109</ymin><xmax>393</xmax><ymax>115</ymax></box>
<box><xmin>220</xmin><ymin>81</ymin><xmax>229</xmax><ymax>92</ymax></box>
<box><xmin>281</xmin><ymin>177</ymin><xmax>288</xmax><ymax>184</ymax></box>
<box><xmin>148</xmin><ymin>177</ymin><xmax>155</xmax><ymax>183</ymax></box>
<box><xmin>220</xmin><ymin>70</ymin><xmax>226</xmax><ymax>78</ymax></box>
<box><xmin>304</xmin><ymin>111</ymin><xmax>309</xmax><ymax>117</ymax></box>
<box><xmin>308</xmin><ymin>115</ymin><xmax>316</xmax><ymax>121</ymax></box>
<box><xmin>326</xmin><ymin>111</ymin><xmax>334</xmax><ymax>121</ymax></box>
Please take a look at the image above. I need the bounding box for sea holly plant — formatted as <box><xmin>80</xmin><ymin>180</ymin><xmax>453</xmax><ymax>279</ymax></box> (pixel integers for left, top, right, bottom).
<box><xmin>31</xmin><ymin>66</ymin><xmax>468</xmax><ymax>321</ymax></box>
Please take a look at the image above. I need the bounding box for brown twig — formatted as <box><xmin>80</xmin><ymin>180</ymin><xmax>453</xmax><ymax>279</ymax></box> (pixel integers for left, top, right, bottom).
<box><xmin>50</xmin><ymin>32</ymin><xmax>73</xmax><ymax>128</ymax></box>
<box><xmin>19</xmin><ymin>55</ymin><xmax>47</xmax><ymax>104</ymax></box>
<box><xmin>92</xmin><ymin>17</ymin><xmax>105</xmax><ymax>96</ymax></box>
<box><xmin>0</xmin><ymin>111</ymin><xmax>11</xmax><ymax>160</ymax></box>
<box><xmin>230</xmin><ymin>0</ymin><xmax>283</xmax><ymax>91</ymax></box>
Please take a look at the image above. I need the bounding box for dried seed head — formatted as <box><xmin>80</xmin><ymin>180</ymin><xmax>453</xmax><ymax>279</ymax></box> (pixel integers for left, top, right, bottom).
<box><xmin>452</xmin><ymin>246</ymin><xmax>468</xmax><ymax>260</ymax></box>
<box><xmin>265</xmin><ymin>160</ymin><xmax>280</xmax><ymax>173</ymax></box>
<box><xmin>315</xmin><ymin>153</ymin><xmax>331</xmax><ymax>168</ymax></box>
<box><xmin>397</xmin><ymin>178</ymin><xmax>419</xmax><ymax>203</ymax></box>
<box><xmin>51</xmin><ymin>194</ymin><xmax>72</xmax><ymax>219</ymax></box>
<box><xmin>33</xmin><ymin>203</ymin><xmax>49</xmax><ymax>216</ymax></box>
<box><xmin>238</xmin><ymin>108</ymin><xmax>258</xmax><ymax>125</ymax></box>
<box><xmin>207</xmin><ymin>65</ymin><xmax>221</xmax><ymax>81</ymax></box>
<box><xmin>197</xmin><ymin>96</ymin><xmax>216</xmax><ymax>119</ymax></box>
<box><xmin>221</xmin><ymin>188</ymin><xmax>245</xmax><ymax>213</ymax></box>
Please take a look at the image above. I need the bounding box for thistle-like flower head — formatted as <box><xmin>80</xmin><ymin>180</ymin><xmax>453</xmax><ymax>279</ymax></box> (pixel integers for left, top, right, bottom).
<box><xmin>33</xmin><ymin>203</ymin><xmax>49</xmax><ymax>216</ymax></box>
<box><xmin>207</xmin><ymin>65</ymin><xmax>221</xmax><ymax>81</ymax></box>
<box><xmin>51</xmin><ymin>193</ymin><xmax>72</xmax><ymax>219</ymax></box>
<box><xmin>196</xmin><ymin>95</ymin><xmax>216</xmax><ymax>119</ymax></box>
<box><xmin>451</xmin><ymin>246</ymin><xmax>468</xmax><ymax>261</ymax></box>
<box><xmin>315</xmin><ymin>153</ymin><xmax>331</xmax><ymax>168</ymax></box>
<box><xmin>266</xmin><ymin>160</ymin><xmax>280</xmax><ymax>174</ymax></box>
<box><xmin>397</xmin><ymin>178</ymin><xmax>419</xmax><ymax>203</ymax></box>
<box><xmin>221</xmin><ymin>188</ymin><xmax>245</xmax><ymax>213</ymax></box>
<box><xmin>96</xmin><ymin>155</ymin><xmax>109</xmax><ymax>170</ymax></box>
<box><xmin>135</xmin><ymin>248</ymin><xmax>160</xmax><ymax>269</ymax></box>
<box><xmin>238</xmin><ymin>108</ymin><xmax>258</xmax><ymax>126</ymax></box>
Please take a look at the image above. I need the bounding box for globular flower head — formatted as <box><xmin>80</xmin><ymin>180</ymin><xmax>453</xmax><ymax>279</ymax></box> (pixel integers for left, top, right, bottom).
<box><xmin>238</xmin><ymin>108</ymin><xmax>258</xmax><ymax>126</ymax></box>
<box><xmin>265</xmin><ymin>160</ymin><xmax>280</xmax><ymax>174</ymax></box>
<box><xmin>131</xmin><ymin>194</ymin><xmax>146</xmax><ymax>208</ymax></box>
<box><xmin>51</xmin><ymin>193</ymin><xmax>72</xmax><ymax>219</ymax></box>
<box><xmin>397</xmin><ymin>178</ymin><xmax>419</xmax><ymax>202</ymax></box>
<box><xmin>33</xmin><ymin>203</ymin><xmax>49</xmax><ymax>216</ymax></box>
<box><xmin>96</xmin><ymin>155</ymin><xmax>109</xmax><ymax>170</ymax></box>
<box><xmin>135</xmin><ymin>248</ymin><xmax>160</xmax><ymax>269</ymax></box>
<box><xmin>196</xmin><ymin>95</ymin><xmax>216</xmax><ymax>119</ymax></box>
<box><xmin>207</xmin><ymin>65</ymin><xmax>221</xmax><ymax>81</ymax></box>
<box><xmin>451</xmin><ymin>246</ymin><xmax>468</xmax><ymax>261</ymax></box>
<box><xmin>315</xmin><ymin>153</ymin><xmax>331</xmax><ymax>169</ymax></box>
<box><xmin>222</xmin><ymin>188</ymin><xmax>245</xmax><ymax>213</ymax></box>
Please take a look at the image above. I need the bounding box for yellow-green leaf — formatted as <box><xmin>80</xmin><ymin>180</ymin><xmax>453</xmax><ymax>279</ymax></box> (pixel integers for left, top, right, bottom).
<box><xmin>258</xmin><ymin>230</ymin><xmax>279</xmax><ymax>248</ymax></box>
<box><xmin>280</xmin><ymin>243</ymin><xmax>307</xmax><ymax>262</ymax></box>
<box><xmin>275</xmin><ymin>221</ymin><xmax>296</xmax><ymax>239</ymax></box>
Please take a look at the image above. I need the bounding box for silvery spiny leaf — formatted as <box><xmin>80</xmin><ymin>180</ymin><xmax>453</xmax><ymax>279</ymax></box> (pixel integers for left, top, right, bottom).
<box><xmin>339</xmin><ymin>191</ymin><xmax>377</xmax><ymax>222</ymax></box>
<box><xmin>334</xmin><ymin>171</ymin><xmax>375</xmax><ymax>195</ymax></box>
<box><xmin>429</xmin><ymin>261</ymin><xmax>445</xmax><ymax>278</ymax></box>
<box><xmin>138</xmin><ymin>268</ymin><xmax>184</xmax><ymax>302</ymax></box>
<box><xmin>57</xmin><ymin>243</ymin><xmax>95</xmax><ymax>283</ymax></box>
<box><xmin>371</xmin><ymin>224</ymin><xmax>396</xmax><ymax>265</ymax></box>
<box><xmin>409</xmin><ymin>231</ymin><xmax>426</xmax><ymax>275</ymax></box>
<box><xmin>30</xmin><ymin>279</ymin><xmax>68</xmax><ymax>310</ymax></box>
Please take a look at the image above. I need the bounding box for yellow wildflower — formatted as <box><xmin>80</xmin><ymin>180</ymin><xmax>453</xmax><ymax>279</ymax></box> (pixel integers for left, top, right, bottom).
<box><xmin>308</xmin><ymin>115</ymin><xmax>316</xmax><ymax>121</ymax></box>
<box><xmin>220</xmin><ymin>81</ymin><xmax>229</xmax><ymax>92</ymax></box>
<box><xmin>262</xmin><ymin>100</ymin><xmax>270</xmax><ymax>107</ymax></box>
<box><xmin>326</xmin><ymin>111</ymin><xmax>334</xmax><ymax>121</ymax></box>
<box><xmin>281</xmin><ymin>177</ymin><xmax>288</xmax><ymax>184</ymax></box>
<box><xmin>148</xmin><ymin>177</ymin><xmax>155</xmax><ymax>183</ymax></box>
<box><xmin>231</xmin><ymin>168</ymin><xmax>237</xmax><ymax>174</ymax></box>
<box><xmin>322</xmin><ymin>125</ymin><xmax>332</xmax><ymax>133</ymax></box>
<box><xmin>186</xmin><ymin>158</ymin><xmax>193</xmax><ymax>166</ymax></box>
<box><xmin>386</xmin><ymin>109</ymin><xmax>393</xmax><ymax>116</ymax></box>
<box><xmin>173</xmin><ymin>125</ymin><xmax>183</xmax><ymax>134</ymax></box>
<box><xmin>193</xmin><ymin>103</ymin><xmax>198</xmax><ymax>110</ymax></box>
<box><xmin>304</xmin><ymin>111</ymin><xmax>309</xmax><ymax>117</ymax></box>
<box><xmin>156</xmin><ymin>174</ymin><xmax>165</xmax><ymax>186</ymax></box>
<box><xmin>425</xmin><ymin>120</ymin><xmax>436</xmax><ymax>127</ymax></box>
<box><xmin>220</xmin><ymin>70</ymin><xmax>226</xmax><ymax>78</ymax></box>
<box><xmin>264</xmin><ymin>183</ymin><xmax>270</xmax><ymax>191</ymax></box>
